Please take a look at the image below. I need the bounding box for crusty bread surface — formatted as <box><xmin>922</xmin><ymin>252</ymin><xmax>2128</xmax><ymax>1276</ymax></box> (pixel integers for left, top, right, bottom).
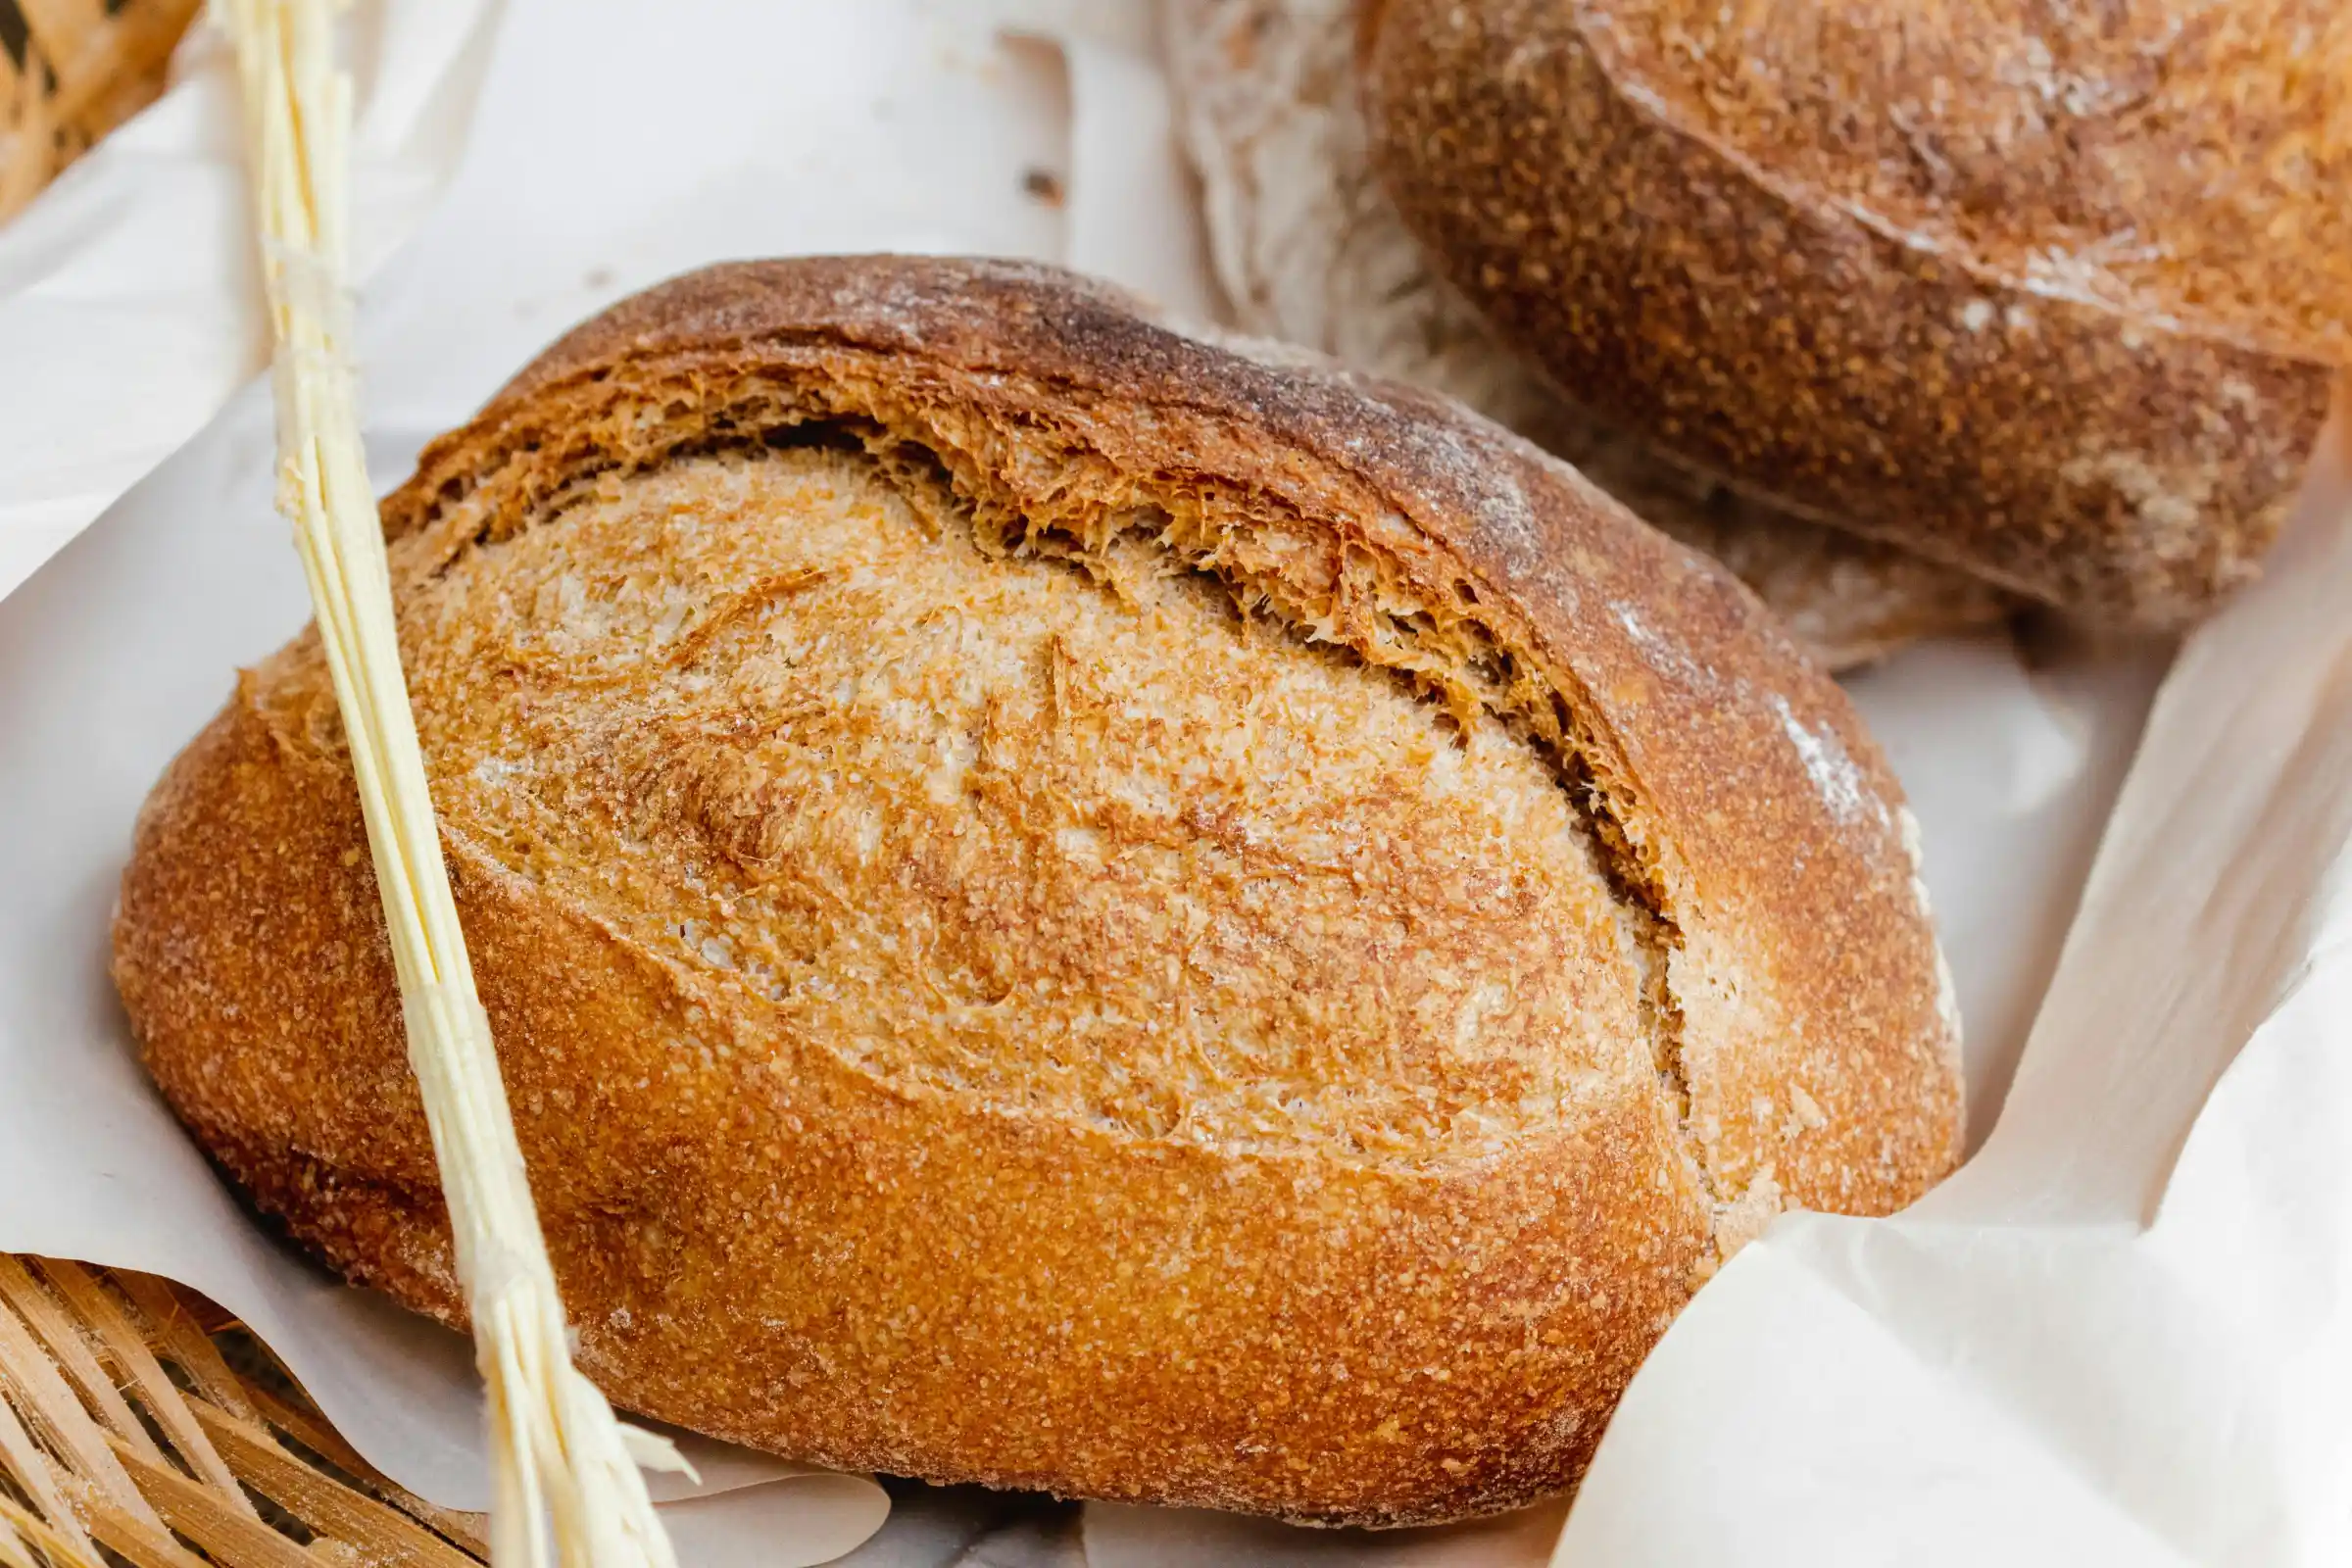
<box><xmin>1164</xmin><ymin>0</ymin><xmax>2020</xmax><ymax>668</ymax></box>
<box><xmin>1361</xmin><ymin>0</ymin><xmax>2347</xmax><ymax>629</ymax></box>
<box><xmin>114</xmin><ymin>256</ymin><xmax>1960</xmax><ymax>1525</ymax></box>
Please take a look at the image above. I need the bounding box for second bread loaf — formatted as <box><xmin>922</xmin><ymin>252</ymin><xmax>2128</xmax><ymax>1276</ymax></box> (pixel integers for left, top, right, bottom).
<box><xmin>1362</xmin><ymin>0</ymin><xmax>2347</xmax><ymax>629</ymax></box>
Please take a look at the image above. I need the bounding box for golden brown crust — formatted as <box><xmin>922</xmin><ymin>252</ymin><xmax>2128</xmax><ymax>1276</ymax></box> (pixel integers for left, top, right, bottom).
<box><xmin>1360</xmin><ymin>0</ymin><xmax>2344</xmax><ymax>630</ymax></box>
<box><xmin>115</xmin><ymin>257</ymin><xmax>1958</xmax><ymax>1525</ymax></box>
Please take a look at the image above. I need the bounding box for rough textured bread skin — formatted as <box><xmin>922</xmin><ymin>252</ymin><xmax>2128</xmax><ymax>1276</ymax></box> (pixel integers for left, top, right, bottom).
<box><xmin>1164</xmin><ymin>0</ymin><xmax>2018</xmax><ymax>669</ymax></box>
<box><xmin>1360</xmin><ymin>0</ymin><xmax>2346</xmax><ymax>630</ymax></box>
<box><xmin>114</xmin><ymin>257</ymin><xmax>1960</xmax><ymax>1527</ymax></box>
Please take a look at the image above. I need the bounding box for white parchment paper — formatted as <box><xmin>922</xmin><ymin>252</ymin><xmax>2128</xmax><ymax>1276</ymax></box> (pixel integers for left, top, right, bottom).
<box><xmin>1555</xmin><ymin>426</ymin><xmax>2352</xmax><ymax>1567</ymax></box>
<box><xmin>0</xmin><ymin>0</ymin><xmax>501</xmax><ymax>601</ymax></box>
<box><xmin>0</xmin><ymin>0</ymin><xmax>2340</xmax><ymax>1564</ymax></box>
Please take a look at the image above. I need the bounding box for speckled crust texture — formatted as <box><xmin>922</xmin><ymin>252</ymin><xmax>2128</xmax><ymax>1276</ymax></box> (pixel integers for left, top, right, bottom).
<box><xmin>1163</xmin><ymin>0</ymin><xmax>2019</xmax><ymax>668</ymax></box>
<box><xmin>115</xmin><ymin>257</ymin><xmax>1959</xmax><ymax>1526</ymax></box>
<box><xmin>1361</xmin><ymin>0</ymin><xmax>2346</xmax><ymax>630</ymax></box>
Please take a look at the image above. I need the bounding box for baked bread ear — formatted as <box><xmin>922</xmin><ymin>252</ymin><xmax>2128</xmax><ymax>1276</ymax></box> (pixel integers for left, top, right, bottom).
<box><xmin>1165</xmin><ymin>0</ymin><xmax>2019</xmax><ymax>668</ymax></box>
<box><xmin>114</xmin><ymin>257</ymin><xmax>1960</xmax><ymax>1526</ymax></box>
<box><xmin>1360</xmin><ymin>0</ymin><xmax>2347</xmax><ymax>630</ymax></box>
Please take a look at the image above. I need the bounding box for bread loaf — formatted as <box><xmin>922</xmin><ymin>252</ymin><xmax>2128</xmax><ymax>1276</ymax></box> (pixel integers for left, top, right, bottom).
<box><xmin>114</xmin><ymin>257</ymin><xmax>1961</xmax><ymax>1525</ymax></box>
<box><xmin>1361</xmin><ymin>0</ymin><xmax>2348</xmax><ymax>629</ymax></box>
<box><xmin>1165</xmin><ymin>0</ymin><xmax>2020</xmax><ymax>668</ymax></box>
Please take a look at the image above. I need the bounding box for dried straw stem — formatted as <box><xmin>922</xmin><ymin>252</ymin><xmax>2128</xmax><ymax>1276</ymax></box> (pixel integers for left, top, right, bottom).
<box><xmin>213</xmin><ymin>4</ymin><xmax>683</xmax><ymax>1565</ymax></box>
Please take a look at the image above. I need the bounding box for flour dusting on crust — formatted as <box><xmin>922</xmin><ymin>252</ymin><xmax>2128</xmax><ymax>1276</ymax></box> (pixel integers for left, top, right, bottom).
<box><xmin>1769</xmin><ymin>695</ymin><xmax>1889</xmax><ymax>831</ymax></box>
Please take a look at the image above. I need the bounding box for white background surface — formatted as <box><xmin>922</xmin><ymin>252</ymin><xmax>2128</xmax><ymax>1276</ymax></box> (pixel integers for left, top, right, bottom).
<box><xmin>0</xmin><ymin>2</ymin><xmax>2344</xmax><ymax>1564</ymax></box>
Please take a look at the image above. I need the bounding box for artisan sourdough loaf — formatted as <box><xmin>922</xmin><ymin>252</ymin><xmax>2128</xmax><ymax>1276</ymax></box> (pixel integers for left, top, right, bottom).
<box><xmin>1165</xmin><ymin>0</ymin><xmax>2019</xmax><ymax>668</ymax></box>
<box><xmin>115</xmin><ymin>257</ymin><xmax>1960</xmax><ymax>1525</ymax></box>
<box><xmin>1361</xmin><ymin>0</ymin><xmax>2348</xmax><ymax>629</ymax></box>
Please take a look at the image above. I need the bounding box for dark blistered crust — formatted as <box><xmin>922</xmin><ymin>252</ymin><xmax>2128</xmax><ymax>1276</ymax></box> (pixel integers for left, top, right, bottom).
<box><xmin>117</xmin><ymin>257</ymin><xmax>1958</xmax><ymax>1524</ymax></box>
<box><xmin>1358</xmin><ymin>0</ymin><xmax>2336</xmax><ymax>630</ymax></box>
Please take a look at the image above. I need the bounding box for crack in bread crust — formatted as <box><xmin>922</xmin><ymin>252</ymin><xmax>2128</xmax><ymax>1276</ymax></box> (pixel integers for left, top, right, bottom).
<box><xmin>399</xmin><ymin>440</ymin><xmax>1663</xmax><ymax>1164</ymax></box>
<box><xmin>398</xmin><ymin>362</ymin><xmax>1737</xmax><ymax>1206</ymax></box>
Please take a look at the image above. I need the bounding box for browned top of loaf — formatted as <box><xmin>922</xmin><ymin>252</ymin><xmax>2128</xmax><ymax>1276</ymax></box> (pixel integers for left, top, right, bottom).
<box><xmin>1491</xmin><ymin>0</ymin><xmax>2351</xmax><ymax>358</ymax></box>
<box><xmin>385</xmin><ymin>255</ymin><xmax>1956</xmax><ymax>1208</ymax></box>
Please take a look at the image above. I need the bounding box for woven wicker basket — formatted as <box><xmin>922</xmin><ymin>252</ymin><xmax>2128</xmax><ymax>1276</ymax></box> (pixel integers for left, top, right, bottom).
<box><xmin>0</xmin><ymin>1255</ymin><xmax>489</xmax><ymax>1568</ymax></box>
<box><xmin>0</xmin><ymin>0</ymin><xmax>203</xmax><ymax>220</ymax></box>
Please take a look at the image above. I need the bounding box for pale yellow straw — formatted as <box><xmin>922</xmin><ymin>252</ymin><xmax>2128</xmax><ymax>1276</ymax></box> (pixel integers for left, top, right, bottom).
<box><xmin>213</xmin><ymin>5</ymin><xmax>688</xmax><ymax>1566</ymax></box>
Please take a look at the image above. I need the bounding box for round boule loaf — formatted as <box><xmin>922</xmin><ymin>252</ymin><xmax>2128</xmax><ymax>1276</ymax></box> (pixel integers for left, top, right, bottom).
<box><xmin>1360</xmin><ymin>0</ymin><xmax>2348</xmax><ymax>630</ymax></box>
<box><xmin>113</xmin><ymin>256</ymin><xmax>1960</xmax><ymax>1526</ymax></box>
